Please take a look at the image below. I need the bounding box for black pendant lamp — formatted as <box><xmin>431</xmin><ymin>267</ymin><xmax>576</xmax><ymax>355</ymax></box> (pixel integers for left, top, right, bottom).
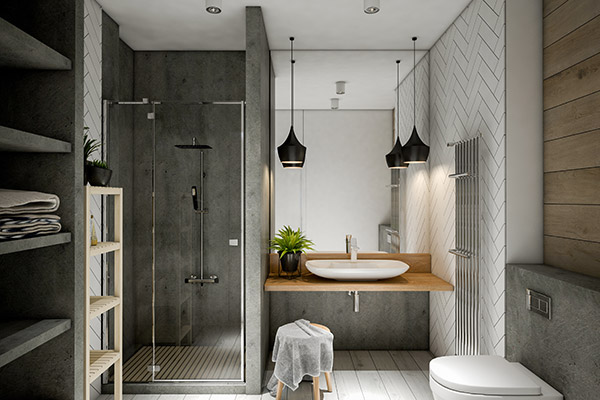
<box><xmin>403</xmin><ymin>37</ymin><xmax>430</xmax><ymax>163</ymax></box>
<box><xmin>277</xmin><ymin>37</ymin><xmax>306</xmax><ymax>169</ymax></box>
<box><xmin>386</xmin><ymin>60</ymin><xmax>408</xmax><ymax>169</ymax></box>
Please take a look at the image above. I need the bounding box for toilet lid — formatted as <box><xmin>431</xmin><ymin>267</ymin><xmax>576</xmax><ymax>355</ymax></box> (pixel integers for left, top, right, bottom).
<box><xmin>430</xmin><ymin>356</ymin><xmax>542</xmax><ymax>396</ymax></box>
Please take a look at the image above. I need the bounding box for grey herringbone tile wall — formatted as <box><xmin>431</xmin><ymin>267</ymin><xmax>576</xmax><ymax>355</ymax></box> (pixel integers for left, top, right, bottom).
<box><xmin>428</xmin><ymin>0</ymin><xmax>506</xmax><ymax>357</ymax></box>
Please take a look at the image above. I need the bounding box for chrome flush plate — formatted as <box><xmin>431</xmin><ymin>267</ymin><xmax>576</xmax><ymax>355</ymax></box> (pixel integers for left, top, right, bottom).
<box><xmin>527</xmin><ymin>288</ymin><xmax>551</xmax><ymax>319</ymax></box>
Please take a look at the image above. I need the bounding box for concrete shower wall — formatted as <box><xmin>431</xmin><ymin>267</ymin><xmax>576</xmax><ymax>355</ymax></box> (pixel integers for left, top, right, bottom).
<box><xmin>131</xmin><ymin>51</ymin><xmax>246</xmax><ymax>348</ymax></box>
<box><xmin>244</xmin><ymin>6</ymin><xmax>273</xmax><ymax>394</ymax></box>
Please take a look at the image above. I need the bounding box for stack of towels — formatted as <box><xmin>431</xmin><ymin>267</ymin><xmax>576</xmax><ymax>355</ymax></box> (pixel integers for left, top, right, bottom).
<box><xmin>0</xmin><ymin>189</ymin><xmax>62</xmax><ymax>240</ymax></box>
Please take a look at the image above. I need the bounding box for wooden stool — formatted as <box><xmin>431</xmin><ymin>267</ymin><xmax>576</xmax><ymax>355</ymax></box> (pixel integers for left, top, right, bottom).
<box><xmin>275</xmin><ymin>323</ymin><xmax>333</xmax><ymax>400</ymax></box>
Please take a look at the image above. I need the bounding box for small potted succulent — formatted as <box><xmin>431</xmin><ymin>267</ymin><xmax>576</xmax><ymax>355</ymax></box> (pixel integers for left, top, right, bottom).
<box><xmin>269</xmin><ymin>225</ymin><xmax>315</xmax><ymax>279</ymax></box>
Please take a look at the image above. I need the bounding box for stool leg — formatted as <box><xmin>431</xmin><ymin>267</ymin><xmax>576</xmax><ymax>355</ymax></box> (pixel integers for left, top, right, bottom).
<box><xmin>313</xmin><ymin>376</ymin><xmax>320</xmax><ymax>400</ymax></box>
<box><xmin>276</xmin><ymin>380</ymin><xmax>284</xmax><ymax>400</ymax></box>
<box><xmin>324</xmin><ymin>372</ymin><xmax>332</xmax><ymax>392</ymax></box>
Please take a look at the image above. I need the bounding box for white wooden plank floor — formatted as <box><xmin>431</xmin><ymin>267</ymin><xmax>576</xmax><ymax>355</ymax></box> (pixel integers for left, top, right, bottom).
<box><xmin>98</xmin><ymin>350</ymin><xmax>433</xmax><ymax>400</ymax></box>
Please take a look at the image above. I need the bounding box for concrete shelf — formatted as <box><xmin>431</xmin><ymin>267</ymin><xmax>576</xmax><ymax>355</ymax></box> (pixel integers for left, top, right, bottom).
<box><xmin>0</xmin><ymin>232</ymin><xmax>71</xmax><ymax>255</ymax></box>
<box><xmin>0</xmin><ymin>125</ymin><xmax>71</xmax><ymax>153</ymax></box>
<box><xmin>0</xmin><ymin>319</ymin><xmax>71</xmax><ymax>369</ymax></box>
<box><xmin>0</xmin><ymin>17</ymin><xmax>72</xmax><ymax>70</ymax></box>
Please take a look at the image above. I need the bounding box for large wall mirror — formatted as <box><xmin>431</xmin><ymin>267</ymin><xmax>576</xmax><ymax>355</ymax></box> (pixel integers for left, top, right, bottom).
<box><xmin>272</xmin><ymin>50</ymin><xmax>429</xmax><ymax>252</ymax></box>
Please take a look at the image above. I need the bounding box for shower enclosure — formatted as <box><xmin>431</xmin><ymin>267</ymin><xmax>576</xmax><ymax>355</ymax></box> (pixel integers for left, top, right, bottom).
<box><xmin>103</xmin><ymin>100</ymin><xmax>245</xmax><ymax>382</ymax></box>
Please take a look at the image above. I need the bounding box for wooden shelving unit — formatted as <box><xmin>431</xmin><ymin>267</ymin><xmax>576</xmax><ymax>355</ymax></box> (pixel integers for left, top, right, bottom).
<box><xmin>84</xmin><ymin>186</ymin><xmax>122</xmax><ymax>400</ymax></box>
<box><xmin>0</xmin><ymin>17</ymin><xmax>72</xmax><ymax>70</ymax></box>
<box><xmin>0</xmin><ymin>232</ymin><xmax>71</xmax><ymax>255</ymax></box>
<box><xmin>0</xmin><ymin>125</ymin><xmax>72</xmax><ymax>153</ymax></box>
<box><xmin>0</xmin><ymin>319</ymin><xmax>71</xmax><ymax>369</ymax></box>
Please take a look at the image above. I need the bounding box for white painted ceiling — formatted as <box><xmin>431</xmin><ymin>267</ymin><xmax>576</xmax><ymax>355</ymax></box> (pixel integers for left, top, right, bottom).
<box><xmin>97</xmin><ymin>0</ymin><xmax>471</xmax><ymax>108</ymax></box>
<box><xmin>273</xmin><ymin>50</ymin><xmax>427</xmax><ymax>110</ymax></box>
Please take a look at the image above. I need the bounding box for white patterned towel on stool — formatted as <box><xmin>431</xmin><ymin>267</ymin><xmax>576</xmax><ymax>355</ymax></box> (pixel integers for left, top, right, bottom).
<box><xmin>267</xmin><ymin>319</ymin><xmax>334</xmax><ymax>396</ymax></box>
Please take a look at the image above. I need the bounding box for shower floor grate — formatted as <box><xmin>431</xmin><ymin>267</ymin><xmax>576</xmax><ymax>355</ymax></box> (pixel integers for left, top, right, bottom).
<box><xmin>120</xmin><ymin>344</ymin><xmax>241</xmax><ymax>381</ymax></box>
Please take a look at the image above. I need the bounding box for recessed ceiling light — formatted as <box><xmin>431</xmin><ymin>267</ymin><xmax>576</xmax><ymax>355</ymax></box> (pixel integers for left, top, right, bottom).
<box><xmin>364</xmin><ymin>0</ymin><xmax>380</xmax><ymax>14</ymax></box>
<box><xmin>206</xmin><ymin>0</ymin><xmax>222</xmax><ymax>14</ymax></box>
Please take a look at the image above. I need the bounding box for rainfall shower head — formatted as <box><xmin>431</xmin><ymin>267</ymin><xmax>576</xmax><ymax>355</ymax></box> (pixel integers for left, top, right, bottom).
<box><xmin>175</xmin><ymin>144</ymin><xmax>212</xmax><ymax>149</ymax></box>
<box><xmin>175</xmin><ymin>137</ymin><xmax>212</xmax><ymax>149</ymax></box>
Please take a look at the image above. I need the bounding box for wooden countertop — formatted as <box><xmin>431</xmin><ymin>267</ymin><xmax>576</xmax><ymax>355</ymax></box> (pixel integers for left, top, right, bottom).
<box><xmin>264</xmin><ymin>272</ymin><xmax>453</xmax><ymax>292</ymax></box>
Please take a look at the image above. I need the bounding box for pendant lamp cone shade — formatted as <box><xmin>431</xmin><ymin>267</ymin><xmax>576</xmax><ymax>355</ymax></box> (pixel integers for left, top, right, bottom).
<box><xmin>278</xmin><ymin>126</ymin><xmax>306</xmax><ymax>168</ymax></box>
<box><xmin>386</xmin><ymin>59</ymin><xmax>408</xmax><ymax>169</ymax></box>
<box><xmin>278</xmin><ymin>36</ymin><xmax>307</xmax><ymax>168</ymax></box>
<box><xmin>386</xmin><ymin>137</ymin><xmax>407</xmax><ymax>169</ymax></box>
<box><xmin>403</xmin><ymin>36</ymin><xmax>429</xmax><ymax>163</ymax></box>
<box><xmin>403</xmin><ymin>125</ymin><xmax>430</xmax><ymax>163</ymax></box>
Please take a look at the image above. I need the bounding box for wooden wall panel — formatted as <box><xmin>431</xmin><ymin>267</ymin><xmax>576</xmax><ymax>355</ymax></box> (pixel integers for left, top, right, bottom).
<box><xmin>544</xmin><ymin>130</ymin><xmax>600</xmax><ymax>172</ymax></box>
<box><xmin>545</xmin><ymin>205</ymin><xmax>600</xmax><ymax>242</ymax></box>
<box><xmin>543</xmin><ymin>0</ymin><xmax>600</xmax><ymax>47</ymax></box>
<box><xmin>544</xmin><ymin>168</ymin><xmax>600</xmax><ymax>204</ymax></box>
<box><xmin>544</xmin><ymin>91</ymin><xmax>600</xmax><ymax>141</ymax></box>
<box><xmin>543</xmin><ymin>53</ymin><xmax>600</xmax><ymax>110</ymax></box>
<box><xmin>544</xmin><ymin>0</ymin><xmax>600</xmax><ymax>277</ymax></box>
<box><xmin>544</xmin><ymin>16</ymin><xmax>600</xmax><ymax>78</ymax></box>
<box><xmin>544</xmin><ymin>236</ymin><xmax>600</xmax><ymax>279</ymax></box>
<box><xmin>543</xmin><ymin>0</ymin><xmax>568</xmax><ymax>17</ymax></box>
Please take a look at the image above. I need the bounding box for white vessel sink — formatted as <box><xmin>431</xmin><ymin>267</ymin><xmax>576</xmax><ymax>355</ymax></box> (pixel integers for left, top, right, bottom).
<box><xmin>305</xmin><ymin>259</ymin><xmax>410</xmax><ymax>281</ymax></box>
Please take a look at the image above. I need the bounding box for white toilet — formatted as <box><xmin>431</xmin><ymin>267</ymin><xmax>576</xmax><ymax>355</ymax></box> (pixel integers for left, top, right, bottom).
<box><xmin>429</xmin><ymin>356</ymin><xmax>563</xmax><ymax>400</ymax></box>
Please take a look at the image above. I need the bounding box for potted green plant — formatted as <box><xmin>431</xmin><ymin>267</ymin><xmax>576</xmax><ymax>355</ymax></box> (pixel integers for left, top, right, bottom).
<box><xmin>269</xmin><ymin>225</ymin><xmax>315</xmax><ymax>277</ymax></box>
<box><xmin>87</xmin><ymin>160</ymin><xmax>113</xmax><ymax>187</ymax></box>
<box><xmin>83</xmin><ymin>127</ymin><xmax>100</xmax><ymax>184</ymax></box>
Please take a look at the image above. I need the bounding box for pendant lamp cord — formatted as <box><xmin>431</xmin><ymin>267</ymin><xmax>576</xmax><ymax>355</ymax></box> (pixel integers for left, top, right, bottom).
<box><xmin>413</xmin><ymin>37</ymin><xmax>416</xmax><ymax>128</ymax></box>
<box><xmin>396</xmin><ymin>60</ymin><xmax>400</xmax><ymax>140</ymax></box>
<box><xmin>290</xmin><ymin>37</ymin><xmax>295</xmax><ymax>127</ymax></box>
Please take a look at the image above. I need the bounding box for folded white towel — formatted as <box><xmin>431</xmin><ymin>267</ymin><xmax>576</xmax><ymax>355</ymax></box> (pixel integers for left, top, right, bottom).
<box><xmin>0</xmin><ymin>189</ymin><xmax>60</xmax><ymax>215</ymax></box>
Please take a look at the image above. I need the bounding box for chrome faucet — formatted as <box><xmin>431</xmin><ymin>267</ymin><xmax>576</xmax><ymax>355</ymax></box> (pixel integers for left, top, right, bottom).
<box><xmin>345</xmin><ymin>234</ymin><xmax>352</xmax><ymax>253</ymax></box>
<box><xmin>350</xmin><ymin>238</ymin><xmax>359</xmax><ymax>261</ymax></box>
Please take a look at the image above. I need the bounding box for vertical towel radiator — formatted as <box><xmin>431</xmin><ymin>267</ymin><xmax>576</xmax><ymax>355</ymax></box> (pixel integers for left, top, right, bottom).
<box><xmin>448</xmin><ymin>137</ymin><xmax>480</xmax><ymax>356</ymax></box>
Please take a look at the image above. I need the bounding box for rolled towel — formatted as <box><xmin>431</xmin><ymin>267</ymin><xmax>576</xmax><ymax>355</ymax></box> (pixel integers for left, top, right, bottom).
<box><xmin>0</xmin><ymin>189</ymin><xmax>60</xmax><ymax>215</ymax></box>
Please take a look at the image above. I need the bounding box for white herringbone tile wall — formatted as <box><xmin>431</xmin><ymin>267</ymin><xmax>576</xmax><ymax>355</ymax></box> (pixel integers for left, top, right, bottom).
<box><xmin>428</xmin><ymin>0</ymin><xmax>506</xmax><ymax>357</ymax></box>
<box><xmin>84</xmin><ymin>0</ymin><xmax>104</xmax><ymax>398</ymax></box>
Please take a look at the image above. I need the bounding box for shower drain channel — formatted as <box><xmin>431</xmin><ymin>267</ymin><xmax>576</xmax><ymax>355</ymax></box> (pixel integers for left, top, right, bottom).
<box><xmin>147</xmin><ymin>364</ymin><xmax>161</xmax><ymax>373</ymax></box>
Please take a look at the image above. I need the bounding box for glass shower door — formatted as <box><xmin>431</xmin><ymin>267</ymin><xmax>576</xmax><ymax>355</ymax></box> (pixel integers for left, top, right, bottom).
<box><xmin>152</xmin><ymin>102</ymin><xmax>244</xmax><ymax>381</ymax></box>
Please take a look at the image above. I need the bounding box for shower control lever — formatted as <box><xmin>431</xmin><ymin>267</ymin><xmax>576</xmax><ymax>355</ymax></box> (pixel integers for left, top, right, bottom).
<box><xmin>185</xmin><ymin>274</ymin><xmax>219</xmax><ymax>284</ymax></box>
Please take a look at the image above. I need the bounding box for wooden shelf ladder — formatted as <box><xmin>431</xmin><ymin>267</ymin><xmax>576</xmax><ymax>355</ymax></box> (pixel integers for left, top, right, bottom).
<box><xmin>84</xmin><ymin>186</ymin><xmax>122</xmax><ymax>400</ymax></box>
